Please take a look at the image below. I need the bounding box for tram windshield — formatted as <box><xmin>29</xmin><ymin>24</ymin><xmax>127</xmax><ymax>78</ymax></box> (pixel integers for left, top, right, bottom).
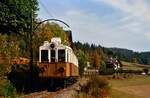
<box><xmin>58</xmin><ymin>49</ymin><xmax>65</xmax><ymax>62</ymax></box>
<box><xmin>51</xmin><ymin>50</ymin><xmax>56</xmax><ymax>63</ymax></box>
<box><xmin>41</xmin><ymin>50</ymin><xmax>48</xmax><ymax>62</ymax></box>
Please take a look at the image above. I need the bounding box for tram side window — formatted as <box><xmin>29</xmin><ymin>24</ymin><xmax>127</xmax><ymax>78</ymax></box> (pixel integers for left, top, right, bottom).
<box><xmin>67</xmin><ymin>51</ymin><xmax>69</xmax><ymax>62</ymax></box>
<box><xmin>51</xmin><ymin>50</ymin><xmax>55</xmax><ymax>63</ymax></box>
<box><xmin>58</xmin><ymin>49</ymin><xmax>65</xmax><ymax>62</ymax></box>
<box><xmin>41</xmin><ymin>50</ymin><xmax>48</xmax><ymax>62</ymax></box>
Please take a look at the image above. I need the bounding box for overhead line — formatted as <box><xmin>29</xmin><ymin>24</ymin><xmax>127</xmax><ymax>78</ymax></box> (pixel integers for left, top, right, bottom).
<box><xmin>39</xmin><ymin>0</ymin><xmax>54</xmax><ymax>18</ymax></box>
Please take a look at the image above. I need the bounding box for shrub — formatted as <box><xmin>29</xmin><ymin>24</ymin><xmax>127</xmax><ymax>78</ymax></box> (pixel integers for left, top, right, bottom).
<box><xmin>82</xmin><ymin>76</ymin><xmax>110</xmax><ymax>98</ymax></box>
<box><xmin>99</xmin><ymin>67</ymin><xmax>143</xmax><ymax>75</ymax></box>
<box><xmin>0</xmin><ymin>79</ymin><xmax>17</xmax><ymax>97</ymax></box>
<box><xmin>99</xmin><ymin>68</ymin><xmax>116</xmax><ymax>75</ymax></box>
<box><xmin>143</xmin><ymin>68</ymin><xmax>149</xmax><ymax>75</ymax></box>
<box><xmin>120</xmin><ymin>69</ymin><xmax>142</xmax><ymax>74</ymax></box>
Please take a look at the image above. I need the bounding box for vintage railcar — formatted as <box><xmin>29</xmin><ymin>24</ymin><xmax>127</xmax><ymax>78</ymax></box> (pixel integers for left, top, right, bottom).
<box><xmin>37</xmin><ymin>37</ymin><xmax>79</xmax><ymax>80</ymax></box>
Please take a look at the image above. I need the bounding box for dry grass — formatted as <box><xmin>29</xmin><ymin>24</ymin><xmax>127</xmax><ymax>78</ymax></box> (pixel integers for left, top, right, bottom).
<box><xmin>110</xmin><ymin>89</ymin><xmax>142</xmax><ymax>98</ymax></box>
<box><xmin>110</xmin><ymin>75</ymin><xmax>150</xmax><ymax>87</ymax></box>
<box><xmin>122</xmin><ymin>61</ymin><xmax>150</xmax><ymax>70</ymax></box>
<box><xmin>110</xmin><ymin>75</ymin><xmax>150</xmax><ymax>98</ymax></box>
<box><xmin>79</xmin><ymin>75</ymin><xmax>110</xmax><ymax>98</ymax></box>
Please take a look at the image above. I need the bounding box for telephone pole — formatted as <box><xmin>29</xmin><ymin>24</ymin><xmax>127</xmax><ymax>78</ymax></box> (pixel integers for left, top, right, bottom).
<box><xmin>29</xmin><ymin>1</ymin><xmax>34</xmax><ymax>92</ymax></box>
<box><xmin>30</xmin><ymin>10</ymin><xmax>33</xmax><ymax>70</ymax></box>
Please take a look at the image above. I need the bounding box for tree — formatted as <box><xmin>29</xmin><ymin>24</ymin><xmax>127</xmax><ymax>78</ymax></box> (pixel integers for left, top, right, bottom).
<box><xmin>0</xmin><ymin>0</ymin><xmax>38</xmax><ymax>35</ymax></box>
<box><xmin>73</xmin><ymin>41</ymin><xmax>106</xmax><ymax>71</ymax></box>
<box><xmin>76</xmin><ymin>50</ymin><xmax>89</xmax><ymax>75</ymax></box>
<box><xmin>0</xmin><ymin>34</ymin><xmax>20</xmax><ymax>77</ymax></box>
<box><xmin>0</xmin><ymin>0</ymin><xmax>38</xmax><ymax>63</ymax></box>
<box><xmin>93</xmin><ymin>51</ymin><xmax>101</xmax><ymax>68</ymax></box>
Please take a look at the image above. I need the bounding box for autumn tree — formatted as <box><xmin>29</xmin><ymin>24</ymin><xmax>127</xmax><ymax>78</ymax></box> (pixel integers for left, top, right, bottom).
<box><xmin>73</xmin><ymin>42</ymin><xmax>106</xmax><ymax>71</ymax></box>
<box><xmin>0</xmin><ymin>34</ymin><xmax>20</xmax><ymax>78</ymax></box>
<box><xmin>93</xmin><ymin>51</ymin><xmax>101</xmax><ymax>69</ymax></box>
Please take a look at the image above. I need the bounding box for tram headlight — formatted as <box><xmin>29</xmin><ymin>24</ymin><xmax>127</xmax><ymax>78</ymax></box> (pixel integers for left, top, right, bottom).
<box><xmin>50</xmin><ymin>43</ymin><xmax>55</xmax><ymax>49</ymax></box>
<box><xmin>58</xmin><ymin>67</ymin><xmax>65</xmax><ymax>73</ymax></box>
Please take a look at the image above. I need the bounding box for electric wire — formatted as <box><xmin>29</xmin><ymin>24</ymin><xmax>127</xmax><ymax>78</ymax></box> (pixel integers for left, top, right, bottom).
<box><xmin>39</xmin><ymin>0</ymin><xmax>54</xmax><ymax>18</ymax></box>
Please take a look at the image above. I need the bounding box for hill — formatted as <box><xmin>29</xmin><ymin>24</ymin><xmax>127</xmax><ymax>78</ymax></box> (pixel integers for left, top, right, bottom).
<box><xmin>73</xmin><ymin>42</ymin><xmax>150</xmax><ymax>65</ymax></box>
<box><xmin>106</xmin><ymin>47</ymin><xmax>150</xmax><ymax>65</ymax></box>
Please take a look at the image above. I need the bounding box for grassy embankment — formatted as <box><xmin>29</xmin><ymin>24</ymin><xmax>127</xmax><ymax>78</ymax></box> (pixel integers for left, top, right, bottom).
<box><xmin>121</xmin><ymin>61</ymin><xmax>150</xmax><ymax>70</ymax></box>
<box><xmin>110</xmin><ymin>62</ymin><xmax>150</xmax><ymax>98</ymax></box>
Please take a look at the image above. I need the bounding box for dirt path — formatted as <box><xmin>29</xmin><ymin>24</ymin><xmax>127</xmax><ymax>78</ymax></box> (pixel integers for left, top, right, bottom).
<box><xmin>113</xmin><ymin>85</ymin><xmax>150</xmax><ymax>98</ymax></box>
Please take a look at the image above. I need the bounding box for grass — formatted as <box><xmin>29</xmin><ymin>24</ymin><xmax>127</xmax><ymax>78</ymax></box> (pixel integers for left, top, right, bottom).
<box><xmin>110</xmin><ymin>89</ymin><xmax>142</xmax><ymax>98</ymax></box>
<box><xmin>110</xmin><ymin>75</ymin><xmax>150</xmax><ymax>87</ymax></box>
<box><xmin>103</xmin><ymin>61</ymin><xmax>150</xmax><ymax>98</ymax></box>
<box><xmin>109</xmin><ymin>75</ymin><xmax>150</xmax><ymax>98</ymax></box>
<box><xmin>122</xmin><ymin>61</ymin><xmax>150</xmax><ymax>70</ymax></box>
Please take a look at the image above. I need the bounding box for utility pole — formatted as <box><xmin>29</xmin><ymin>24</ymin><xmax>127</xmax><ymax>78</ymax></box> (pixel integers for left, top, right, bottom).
<box><xmin>30</xmin><ymin>11</ymin><xmax>33</xmax><ymax>71</ymax></box>
<box><xmin>29</xmin><ymin>1</ymin><xmax>34</xmax><ymax>91</ymax></box>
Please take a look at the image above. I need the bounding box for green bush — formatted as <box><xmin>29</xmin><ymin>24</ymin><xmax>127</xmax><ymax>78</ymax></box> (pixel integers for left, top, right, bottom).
<box><xmin>0</xmin><ymin>80</ymin><xmax>17</xmax><ymax>97</ymax></box>
<box><xmin>120</xmin><ymin>69</ymin><xmax>142</xmax><ymax>74</ymax></box>
<box><xmin>99</xmin><ymin>68</ymin><xmax>116</xmax><ymax>75</ymax></box>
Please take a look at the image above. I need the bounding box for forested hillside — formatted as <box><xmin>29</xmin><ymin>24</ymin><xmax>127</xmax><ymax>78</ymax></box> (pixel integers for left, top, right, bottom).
<box><xmin>73</xmin><ymin>42</ymin><xmax>150</xmax><ymax>65</ymax></box>
<box><xmin>73</xmin><ymin>42</ymin><xmax>105</xmax><ymax>75</ymax></box>
<box><xmin>107</xmin><ymin>48</ymin><xmax>150</xmax><ymax>65</ymax></box>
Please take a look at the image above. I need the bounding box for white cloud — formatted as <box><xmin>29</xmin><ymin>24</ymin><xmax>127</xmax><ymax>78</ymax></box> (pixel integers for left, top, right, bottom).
<box><xmin>91</xmin><ymin>0</ymin><xmax>150</xmax><ymax>40</ymax></box>
<box><xmin>58</xmin><ymin>8</ymin><xmax>150</xmax><ymax>51</ymax></box>
<box><xmin>92</xmin><ymin>0</ymin><xmax>150</xmax><ymax>21</ymax></box>
<box><xmin>144</xmin><ymin>32</ymin><xmax>150</xmax><ymax>39</ymax></box>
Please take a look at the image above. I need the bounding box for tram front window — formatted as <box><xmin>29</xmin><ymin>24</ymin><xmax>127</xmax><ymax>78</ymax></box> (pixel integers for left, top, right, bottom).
<box><xmin>58</xmin><ymin>49</ymin><xmax>65</xmax><ymax>62</ymax></box>
<box><xmin>41</xmin><ymin>50</ymin><xmax>48</xmax><ymax>62</ymax></box>
<box><xmin>51</xmin><ymin>50</ymin><xmax>55</xmax><ymax>63</ymax></box>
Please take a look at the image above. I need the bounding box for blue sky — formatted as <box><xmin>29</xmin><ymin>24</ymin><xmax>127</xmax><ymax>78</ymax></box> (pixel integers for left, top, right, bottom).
<box><xmin>38</xmin><ymin>0</ymin><xmax>150</xmax><ymax>52</ymax></box>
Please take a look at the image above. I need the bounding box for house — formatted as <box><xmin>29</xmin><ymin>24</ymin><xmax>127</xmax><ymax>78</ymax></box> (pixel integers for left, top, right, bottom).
<box><xmin>106</xmin><ymin>57</ymin><xmax>121</xmax><ymax>70</ymax></box>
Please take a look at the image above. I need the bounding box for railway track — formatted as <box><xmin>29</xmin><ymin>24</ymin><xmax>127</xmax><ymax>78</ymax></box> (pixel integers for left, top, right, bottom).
<box><xmin>18</xmin><ymin>89</ymin><xmax>65</xmax><ymax>98</ymax></box>
<box><xmin>18</xmin><ymin>77</ymin><xmax>89</xmax><ymax>98</ymax></box>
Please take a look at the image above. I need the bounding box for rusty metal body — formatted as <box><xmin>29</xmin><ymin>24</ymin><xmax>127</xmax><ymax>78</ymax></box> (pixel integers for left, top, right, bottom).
<box><xmin>37</xmin><ymin>62</ymin><xmax>79</xmax><ymax>79</ymax></box>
